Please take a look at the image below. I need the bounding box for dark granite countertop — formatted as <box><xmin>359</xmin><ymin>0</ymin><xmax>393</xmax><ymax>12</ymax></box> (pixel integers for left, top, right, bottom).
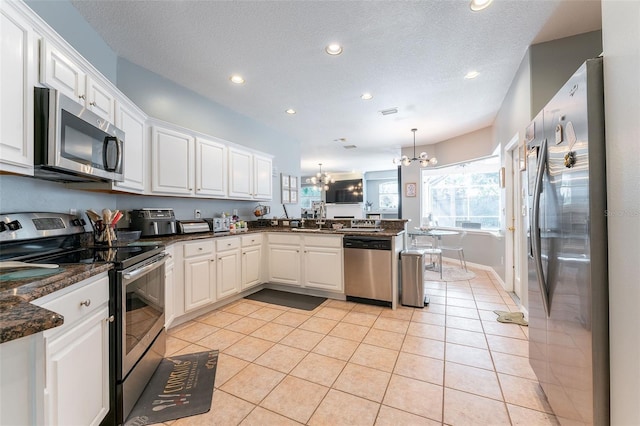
<box><xmin>0</xmin><ymin>223</ymin><xmax>406</xmax><ymax>344</ymax></box>
<box><xmin>0</xmin><ymin>263</ymin><xmax>112</xmax><ymax>343</ymax></box>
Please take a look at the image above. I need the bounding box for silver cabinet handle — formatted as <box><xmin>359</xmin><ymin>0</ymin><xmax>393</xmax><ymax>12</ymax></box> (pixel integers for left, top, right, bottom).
<box><xmin>78</xmin><ymin>94</ymin><xmax>86</xmax><ymax>100</ymax></box>
<box><xmin>80</xmin><ymin>299</ymin><xmax>91</xmax><ymax>307</ymax></box>
<box><xmin>106</xmin><ymin>315</ymin><xmax>115</xmax><ymax>323</ymax></box>
<box><xmin>90</xmin><ymin>101</ymin><xmax>96</xmax><ymax>106</ymax></box>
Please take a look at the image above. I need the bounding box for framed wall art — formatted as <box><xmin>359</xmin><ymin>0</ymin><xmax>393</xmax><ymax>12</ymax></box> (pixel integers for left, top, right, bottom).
<box><xmin>405</xmin><ymin>182</ymin><xmax>417</xmax><ymax>197</ymax></box>
<box><xmin>281</xmin><ymin>173</ymin><xmax>299</xmax><ymax>204</ymax></box>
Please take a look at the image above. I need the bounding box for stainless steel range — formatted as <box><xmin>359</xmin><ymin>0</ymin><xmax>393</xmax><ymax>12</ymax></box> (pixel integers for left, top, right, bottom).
<box><xmin>0</xmin><ymin>212</ymin><xmax>168</xmax><ymax>425</ymax></box>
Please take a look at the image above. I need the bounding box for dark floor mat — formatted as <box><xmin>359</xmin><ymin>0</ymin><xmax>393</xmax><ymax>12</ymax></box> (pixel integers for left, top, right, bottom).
<box><xmin>125</xmin><ymin>350</ymin><xmax>218</xmax><ymax>426</ymax></box>
<box><xmin>245</xmin><ymin>288</ymin><xmax>326</xmax><ymax>311</ymax></box>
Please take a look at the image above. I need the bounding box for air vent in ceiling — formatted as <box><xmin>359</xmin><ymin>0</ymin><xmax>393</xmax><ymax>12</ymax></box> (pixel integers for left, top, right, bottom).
<box><xmin>343</xmin><ymin>145</ymin><xmax>357</xmax><ymax>149</ymax></box>
<box><xmin>380</xmin><ymin>108</ymin><xmax>398</xmax><ymax>115</ymax></box>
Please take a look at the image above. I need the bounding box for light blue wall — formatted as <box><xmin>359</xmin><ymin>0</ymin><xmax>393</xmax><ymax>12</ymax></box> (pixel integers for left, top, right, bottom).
<box><xmin>4</xmin><ymin>0</ymin><xmax>302</xmax><ymax>222</ymax></box>
<box><xmin>25</xmin><ymin>0</ymin><xmax>118</xmax><ymax>83</ymax></box>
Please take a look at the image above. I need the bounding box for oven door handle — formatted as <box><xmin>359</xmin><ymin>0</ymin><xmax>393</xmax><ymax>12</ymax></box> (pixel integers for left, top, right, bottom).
<box><xmin>123</xmin><ymin>253</ymin><xmax>169</xmax><ymax>281</ymax></box>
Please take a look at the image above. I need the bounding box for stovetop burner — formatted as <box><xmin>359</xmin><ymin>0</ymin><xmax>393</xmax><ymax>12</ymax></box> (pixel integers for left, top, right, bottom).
<box><xmin>35</xmin><ymin>244</ymin><xmax>164</xmax><ymax>269</ymax></box>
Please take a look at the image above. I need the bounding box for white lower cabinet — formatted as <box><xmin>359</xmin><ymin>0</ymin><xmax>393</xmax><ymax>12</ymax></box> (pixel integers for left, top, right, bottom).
<box><xmin>267</xmin><ymin>233</ymin><xmax>343</xmax><ymax>292</ymax></box>
<box><xmin>216</xmin><ymin>237</ymin><xmax>241</xmax><ymax>299</ymax></box>
<box><xmin>268</xmin><ymin>234</ymin><xmax>302</xmax><ymax>285</ymax></box>
<box><xmin>183</xmin><ymin>240</ymin><xmax>216</xmax><ymax>312</ymax></box>
<box><xmin>241</xmin><ymin>234</ymin><xmax>263</xmax><ymax>290</ymax></box>
<box><xmin>32</xmin><ymin>273</ymin><xmax>110</xmax><ymax>426</ymax></box>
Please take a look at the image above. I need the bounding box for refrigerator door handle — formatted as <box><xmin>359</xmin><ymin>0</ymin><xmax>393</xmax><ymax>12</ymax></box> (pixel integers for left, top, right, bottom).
<box><xmin>531</xmin><ymin>138</ymin><xmax>550</xmax><ymax>316</ymax></box>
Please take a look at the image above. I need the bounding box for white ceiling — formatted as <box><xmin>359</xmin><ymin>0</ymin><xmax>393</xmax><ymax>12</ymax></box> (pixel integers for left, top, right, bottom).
<box><xmin>70</xmin><ymin>0</ymin><xmax>601</xmax><ymax>176</ymax></box>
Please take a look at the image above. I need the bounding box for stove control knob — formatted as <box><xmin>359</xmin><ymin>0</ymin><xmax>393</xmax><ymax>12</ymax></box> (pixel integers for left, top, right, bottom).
<box><xmin>7</xmin><ymin>220</ymin><xmax>22</xmax><ymax>231</ymax></box>
<box><xmin>0</xmin><ymin>222</ymin><xmax>6</xmax><ymax>232</ymax></box>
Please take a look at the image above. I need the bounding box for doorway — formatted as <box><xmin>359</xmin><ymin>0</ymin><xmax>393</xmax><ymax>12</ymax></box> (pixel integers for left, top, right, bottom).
<box><xmin>504</xmin><ymin>133</ymin><xmax>527</xmax><ymax>304</ymax></box>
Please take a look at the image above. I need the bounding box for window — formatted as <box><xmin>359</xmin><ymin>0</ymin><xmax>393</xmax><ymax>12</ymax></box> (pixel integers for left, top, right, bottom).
<box><xmin>421</xmin><ymin>156</ymin><xmax>500</xmax><ymax>230</ymax></box>
<box><xmin>300</xmin><ymin>185</ymin><xmax>321</xmax><ymax>209</ymax></box>
<box><xmin>378</xmin><ymin>181</ymin><xmax>398</xmax><ymax>210</ymax></box>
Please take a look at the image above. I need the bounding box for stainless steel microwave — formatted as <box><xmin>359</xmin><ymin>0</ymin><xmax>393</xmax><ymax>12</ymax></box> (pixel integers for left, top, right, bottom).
<box><xmin>34</xmin><ymin>87</ymin><xmax>124</xmax><ymax>182</ymax></box>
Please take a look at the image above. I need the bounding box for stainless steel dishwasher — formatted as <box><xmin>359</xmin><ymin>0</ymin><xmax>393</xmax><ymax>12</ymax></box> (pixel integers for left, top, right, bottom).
<box><xmin>343</xmin><ymin>236</ymin><xmax>392</xmax><ymax>306</ymax></box>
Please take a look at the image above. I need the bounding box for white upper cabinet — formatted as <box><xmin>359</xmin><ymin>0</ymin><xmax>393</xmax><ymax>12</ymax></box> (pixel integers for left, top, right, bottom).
<box><xmin>253</xmin><ymin>153</ymin><xmax>273</xmax><ymax>200</ymax></box>
<box><xmin>114</xmin><ymin>100</ymin><xmax>146</xmax><ymax>193</ymax></box>
<box><xmin>0</xmin><ymin>2</ymin><xmax>36</xmax><ymax>175</ymax></box>
<box><xmin>151</xmin><ymin>125</ymin><xmax>195</xmax><ymax>196</ymax></box>
<box><xmin>195</xmin><ymin>137</ymin><xmax>227</xmax><ymax>197</ymax></box>
<box><xmin>228</xmin><ymin>147</ymin><xmax>273</xmax><ymax>200</ymax></box>
<box><xmin>40</xmin><ymin>39</ymin><xmax>115</xmax><ymax>123</ymax></box>
<box><xmin>228</xmin><ymin>147</ymin><xmax>253</xmax><ymax>198</ymax></box>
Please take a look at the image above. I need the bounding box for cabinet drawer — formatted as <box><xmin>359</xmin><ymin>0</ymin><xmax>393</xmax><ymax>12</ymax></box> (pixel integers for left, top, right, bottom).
<box><xmin>184</xmin><ymin>240</ymin><xmax>214</xmax><ymax>257</ymax></box>
<box><xmin>268</xmin><ymin>233</ymin><xmax>300</xmax><ymax>245</ymax></box>
<box><xmin>33</xmin><ymin>275</ymin><xmax>109</xmax><ymax>329</ymax></box>
<box><xmin>304</xmin><ymin>235</ymin><xmax>342</xmax><ymax>248</ymax></box>
<box><xmin>241</xmin><ymin>234</ymin><xmax>262</xmax><ymax>247</ymax></box>
<box><xmin>216</xmin><ymin>237</ymin><xmax>240</xmax><ymax>252</ymax></box>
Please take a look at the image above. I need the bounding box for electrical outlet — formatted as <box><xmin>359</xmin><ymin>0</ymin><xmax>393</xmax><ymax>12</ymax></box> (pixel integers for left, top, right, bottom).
<box><xmin>271</xmin><ymin>219</ymin><xmax>279</xmax><ymax>226</ymax></box>
<box><xmin>69</xmin><ymin>209</ymin><xmax>77</xmax><ymax>216</ymax></box>
<box><xmin>194</xmin><ymin>209</ymin><xmax>201</xmax><ymax>219</ymax></box>
<box><xmin>283</xmin><ymin>220</ymin><xmax>290</xmax><ymax>226</ymax></box>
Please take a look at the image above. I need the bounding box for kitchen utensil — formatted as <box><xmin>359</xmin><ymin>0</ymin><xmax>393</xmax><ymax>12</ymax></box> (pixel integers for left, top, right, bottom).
<box><xmin>86</xmin><ymin>209</ymin><xmax>101</xmax><ymax>222</ymax></box>
<box><xmin>0</xmin><ymin>261</ymin><xmax>59</xmax><ymax>270</ymax></box>
<box><xmin>253</xmin><ymin>204</ymin><xmax>270</xmax><ymax>217</ymax></box>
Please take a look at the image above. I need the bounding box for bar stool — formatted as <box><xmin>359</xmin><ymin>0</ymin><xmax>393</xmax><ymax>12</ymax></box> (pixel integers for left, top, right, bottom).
<box><xmin>440</xmin><ymin>231</ymin><xmax>467</xmax><ymax>271</ymax></box>
<box><xmin>422</xmin><ymin>248</ymin><xmax>442</xmax><ymax>279</ymax></box>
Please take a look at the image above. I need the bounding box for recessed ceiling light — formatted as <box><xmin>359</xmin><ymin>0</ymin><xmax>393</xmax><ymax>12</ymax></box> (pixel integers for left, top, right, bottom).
<box><xmin>325</xmin><ymin>43</ymin><xmax>343</xmax><ymax>55</ymax></box>
<box><xmin>361</xmin><ymin>93</ymin><xmax>373</xmax><ymax>100</ymax></box>
<box><xmin>380</xmin><ymin>107</ymin><xmax>398</xmax><ymax>116</ymax></box>
<box><xmin>465</xmin><ymin>70</ymin><xmax>480</xmax><ymax>79</ymax></box>
<box><xmin>470</xmin><ymin>0</ymin><xmax>493</xmax><ymax>12</ymax></box>
<box><xmin>285</xmin><ymin>109</ymin><xmax>296</xmax><ymax>115</ymax></box>
<box><xmin>229</xmin><ymin>75</ymin><xmax>245</xmax><ymax>84</ymax></box>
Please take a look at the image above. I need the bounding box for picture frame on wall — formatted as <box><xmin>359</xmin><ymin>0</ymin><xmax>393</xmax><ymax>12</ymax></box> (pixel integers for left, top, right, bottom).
<box><xmin>281</xmin><ymin>174</ymin><xmax>290</xmax><ymax>189</ymax></box>
<box><xmin>290</xmin><ymin>176</ymin><xmax>298</xmax><ymax>189</ymax></box>
<box><xmin>282</xmin><ymin>188</ymin><xmax>290</xmax><ymax>203</ymax></box>
<box><xmin>405</xmin><ymin>182</ymin><xmax>417</xmax><ymax>197</ymax></box>
<box><xmin>290</xmin><ymin>190</ymin><xmax>298</xmax><ymax>203</ymax></box>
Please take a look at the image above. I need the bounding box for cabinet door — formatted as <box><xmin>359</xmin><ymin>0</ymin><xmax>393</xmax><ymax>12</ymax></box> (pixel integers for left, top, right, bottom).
<box><xmin>40</xmin><ymin>39</ymin><xmax>86</xmax><ymax>101</ymax></box>
<box><xmin>86</xmin><ymin>76</ymin><xmax>115</xmax><ymax>122</ymax></box>
<box><xmin>304</xmin><ymin>247</ymin><xmax>344</xmax><ymax>292</ymax></box>
<box><xmin>242</xmin><ymin>246</ymin><xmax>262</xmax><ymax>289</ymax></box>
<box><xmin>0</xmin><ymin>5</ymin><xmax>34</xmax><ymax>175</ymax></box>
<box><xmin>228</xmin><ymin>147</ymin><xmax>253</xmax><ymax>198</ymax></box>
<box><xmin>45</xmin><ymin>306</ymin><xmax>109</xmax><ymax>426</ymax></box>
<box><xmin>268</xmin><ymin>244</ymin><xmax>301</xmax><ymax>285</ymax></box>
<box><xmin>184</xmin><ymin>256</ymin><xmax>216</xmax><ymax>312</ymax></box>
<box><xmin>114</xmin><ymin>101</ymin><xmax>146</xmax><ymax>192</ymax></box>
<box><xmin>217</xmin><ymin>249</ymin><xmax>241</xmax><ymax>299</ymax></box>
<box><xmin>196</xmin><ymin>137</ymin><xmax>226</xmax><ymax>197</ymax></box>
<box><xmin>253</xmin><ymin>154</ymin><xmax>273</xmax><ymax>200</ymax></box>
<box><xmin>151</xmin><ymin>126</ymin><xmax>194</xmax><ymax>195</ymax></box>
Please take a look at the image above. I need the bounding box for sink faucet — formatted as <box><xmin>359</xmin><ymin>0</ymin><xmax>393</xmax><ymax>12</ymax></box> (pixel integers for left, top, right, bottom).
<box><xmin>317</xmin><ymin>202</ymin><xmax>326</xmax><ymax>229</ymax></box>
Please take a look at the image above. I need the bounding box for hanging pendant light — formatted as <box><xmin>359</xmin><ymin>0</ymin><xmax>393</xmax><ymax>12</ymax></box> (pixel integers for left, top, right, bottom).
<box><xmin>393</xmin><ymin>128</ymin><xmax>437</xmax><ymax>167</ymax></box>
<box><xmin>305</xmin><ymin>163</ymin><xmax>334</xmax><ymax>190</ymax></box>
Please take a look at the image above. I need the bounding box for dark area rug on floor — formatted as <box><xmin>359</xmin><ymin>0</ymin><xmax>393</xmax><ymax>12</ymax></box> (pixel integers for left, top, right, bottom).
<box><xmin>245</xmin><ymin>288</ymin><xmax>326</xmax><ymax>311</ymax></box>
<box><xmin>125</xmin><ymin>350</ymin><xmax>218</xmax><ymax>426</ymax></box>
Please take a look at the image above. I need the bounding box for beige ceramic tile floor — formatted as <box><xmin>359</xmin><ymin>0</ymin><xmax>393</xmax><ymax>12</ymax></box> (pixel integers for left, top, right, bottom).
<box><xmin>160</xmin><ymin>266</ymin><xmax>559</xmax><ymax>425</ymax></box>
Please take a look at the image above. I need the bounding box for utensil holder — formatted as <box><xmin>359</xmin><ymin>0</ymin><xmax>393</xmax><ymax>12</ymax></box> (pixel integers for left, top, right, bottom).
<box><xmin>87</xmin><ymin>215</ymin><xmax>117</xmax><ymax>246</ymax></box>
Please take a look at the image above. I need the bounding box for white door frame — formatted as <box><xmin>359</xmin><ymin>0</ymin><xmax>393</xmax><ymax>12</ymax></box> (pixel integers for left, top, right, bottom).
<box><xmin>503</xmin><ymin>133</ymin><xmax>520</xmax><ymax>296</ymax></box>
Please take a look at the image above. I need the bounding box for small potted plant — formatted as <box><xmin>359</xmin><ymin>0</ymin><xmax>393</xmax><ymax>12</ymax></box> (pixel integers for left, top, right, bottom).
<box><xmin>365</xmin><ymin>201</ymin><xmax>373</xmax><ymax>211</ymax></box>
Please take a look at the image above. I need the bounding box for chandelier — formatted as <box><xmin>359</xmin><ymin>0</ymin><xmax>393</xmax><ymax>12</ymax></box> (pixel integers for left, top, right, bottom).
<box><xmin>394</xmin><ymin>128</ymin><xmax>438</xmax><ymax>167</ymax></box>
<box><xmin>306</xmin><ymin>163</ymin><xmax>334</xmax><ymax>190</ymax></box>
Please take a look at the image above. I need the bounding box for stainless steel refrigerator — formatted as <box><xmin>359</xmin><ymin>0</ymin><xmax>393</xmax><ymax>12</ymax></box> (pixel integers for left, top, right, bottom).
<box><xmin>527</xmin><ymin>57</ymin><xmax>609</xmax><ymax>425</ymax></box>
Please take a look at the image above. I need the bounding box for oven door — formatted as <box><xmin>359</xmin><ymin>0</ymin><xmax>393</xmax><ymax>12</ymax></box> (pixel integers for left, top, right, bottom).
<box><xmin>118</xmin><ymin>252</ymin><xmax>168</xmax><ymax>379</ymax></box>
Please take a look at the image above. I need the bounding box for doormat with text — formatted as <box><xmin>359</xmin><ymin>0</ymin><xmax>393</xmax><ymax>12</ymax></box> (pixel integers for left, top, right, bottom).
<box><xmin>125</xmin><ymin>350</ymin><xmax>218</xmax><ymax>426</ymax></box>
